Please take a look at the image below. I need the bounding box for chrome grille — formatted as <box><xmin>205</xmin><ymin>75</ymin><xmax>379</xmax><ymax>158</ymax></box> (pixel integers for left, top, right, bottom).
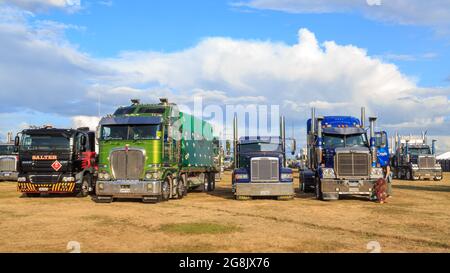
<box><xmin>111</xmin><ymin>150</ymin><xmax>145</xmax><ymax>180</ymax></box>
<box><xmin>0</xmin><ymin>157</ymin><xmax>16</xmax><ymax>172</ymax></box>
<box><xmin>418</xmin><ymin>156</ymin><xmax>435</xmax><ymax>169</ymax></box>
<box><xmin>251</xmin><ymin>157</ymin><xmax>279</xmax><ymax>182</ymax></box>
<box><xmin>336</xmin><ymin>153</ymin><xmax>369</xmax><ymax>177</ymax></box>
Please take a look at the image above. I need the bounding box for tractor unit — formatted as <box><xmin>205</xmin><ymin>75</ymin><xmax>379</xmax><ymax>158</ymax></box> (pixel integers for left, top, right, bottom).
<box><xmin>15</xmin><ymin>126</ymin><xmax>97</xmax><ymax>197</ymax></box>
<box><xmin>391</xmin><ymin>133</ymin><xmax>442</xmax><ymax>181</ymax></box>
<box><xmin>0</xmin><ymin>132</ymin><xmax>18</xmax><ymax>181</ymax></box>
<box><xmin>232</xmin><ymin>116</ymin><xmax>296</xmax><ymax>200</ymax></box>
<box><xmin>94</xmin><ymin>98</ymin><xmax>219</xmax><ymax>203</ymax></box>
<box><xmin>299</xmin><ymin>107</ymin><xmax>384</xmax><ymax>200</ymax></box>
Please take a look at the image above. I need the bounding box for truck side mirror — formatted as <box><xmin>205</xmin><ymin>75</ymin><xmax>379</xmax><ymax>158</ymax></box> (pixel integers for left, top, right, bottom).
<box><xmin>80</xmin><ymin>135</ymin><xmax>87</xmax><ymax>151</ymax></box>
<box><xmin>14</xmin><ymin>136</ymin><xmax>20</xmax><ymax>147</ymax></box>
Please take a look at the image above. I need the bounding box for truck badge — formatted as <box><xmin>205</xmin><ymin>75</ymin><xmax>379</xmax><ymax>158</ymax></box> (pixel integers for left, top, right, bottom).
<box><xmin>51</xmin><ymin>160</ymin><xmax>62</xmax><ymax>172</ymax></box>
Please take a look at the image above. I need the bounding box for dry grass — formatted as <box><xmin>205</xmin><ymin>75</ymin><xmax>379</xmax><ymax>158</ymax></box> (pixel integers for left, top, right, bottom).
<box><xmin>0</xmin><ymin>171</ymin><xmax>449</xmax><ymax>253</ymax></box>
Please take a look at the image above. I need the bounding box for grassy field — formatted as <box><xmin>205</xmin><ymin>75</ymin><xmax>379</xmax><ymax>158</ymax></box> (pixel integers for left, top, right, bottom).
<box><xmin>0</xmin><ymin>171</ymin><xmax>449</xmax><ymax>253</ymax></box>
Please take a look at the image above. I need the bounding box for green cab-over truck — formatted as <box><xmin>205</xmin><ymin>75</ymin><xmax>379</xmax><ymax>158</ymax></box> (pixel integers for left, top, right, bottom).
<box><xmin>94</xmin><ymin>98</ymin><xmax>219</xmax><ymax>203</ymax></box>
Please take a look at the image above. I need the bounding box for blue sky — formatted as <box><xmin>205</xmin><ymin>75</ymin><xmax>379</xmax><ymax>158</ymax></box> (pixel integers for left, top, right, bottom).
<box><xmin>43</xmin><ymin>0</ymin><xmax>449</xmax><ymax>86</ymax></box>
<box><xmin>0</xmin><ymin>0</ymin><xmax>449</xmax><ymax>151</ymax></box>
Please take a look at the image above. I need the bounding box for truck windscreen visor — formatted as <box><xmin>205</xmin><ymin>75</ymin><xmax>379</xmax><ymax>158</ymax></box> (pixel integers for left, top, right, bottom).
<box><xmin>323</xmin><ymin>133</ymin><xmax>368</xmax><ymax>149</ymax></box>
<box><xmin>239</xmin><ymin>143</ymin><xmax>282</xmax><ymax>153</ymax></box>
<box><xmin>99</xmin><ymin>116</ymin><xmax>162</xmax><ymax>126</ymax></box>
<box><xmin>20</xmin><ymin>134</ymin><xmax>70</xmax><ymax>151</ymax></box>
<box><xmin>101</xmin><ymin>124</ymin><xmax>161</xmax><ymax>141</ymax></box>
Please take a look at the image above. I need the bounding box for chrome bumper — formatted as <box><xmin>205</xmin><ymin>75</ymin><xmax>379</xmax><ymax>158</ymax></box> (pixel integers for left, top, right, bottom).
<box><xmin>96</xmin><ymin>180</ymin><xmax>162</xmax><ymax>198</ymax></box>
<box><xmin>0</xmin><ymin>171</ymin><xmax>18</xmax><ymax>181</ymax></box>
<box><xmin>412</xmin><ymin>169</ymin><xmax>442</xmax><ymax>179</ymax></box>
<box><xmin>321</xmin><ymin>179</ymin><xmax>375</xmax><ymax>197</ymax></box>
<box><xmin>235</xmin><ymin>182</ymin><xmax>294</xmax><ymax>196</ymax></box>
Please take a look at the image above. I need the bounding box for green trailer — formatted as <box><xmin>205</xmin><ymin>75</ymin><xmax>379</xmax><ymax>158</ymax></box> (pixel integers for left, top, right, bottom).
<box><xmin>93</xmin><ymin>98</ymin><xmax>218</xmax><ymax>203</ymax></box>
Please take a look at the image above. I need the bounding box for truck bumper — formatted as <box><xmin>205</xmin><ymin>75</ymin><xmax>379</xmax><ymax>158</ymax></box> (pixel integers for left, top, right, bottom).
<box><xmin>0</xmin><ymin>171</ymin><xmax>18</xmax><ymax>181</ymax></box>
<box><xmin>321</xmin><ymin>179</ymin><xmax>375</xmax><ymax>200</ymax></box>
<box><xmin>96</xmin><ymin>180</ymin><xmax>162</xmax><ymax>199</ymax></box>
<box><xmin>412</xmin><ymin>169</ymin><xmax>442</xmax><ymax>180</ymax></box>
<box><xmin>17</xmin><ymin>182</ymin><xmax>76</xmax><ymax>193</ymax></box>
<box><xmin>234</xmin><ymin>182</ymin><xmax>294</xmax><ymax>197</ymax></box>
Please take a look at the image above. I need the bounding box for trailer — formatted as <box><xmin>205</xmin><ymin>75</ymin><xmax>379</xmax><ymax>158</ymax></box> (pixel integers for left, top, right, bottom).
<box><xmin>391</xmin><ymin>134</ymin><xmax>442</xmax><ymax>181</ymax></box>
<box><xmin>93</xmin><ymin>98</ymin><xmax>219</xmax><ymax>203</ymax></box>
<box><xmin>232</xmin><ymin>116</ymin><xmax>296</xmax><ymax>200</ymax></box>
<box><xmin>15</xmin><ymin>126</ymin><xmax>97</xmax><ymax>197</ymax></box>
<box><xmin>299</xmin><ymin>107</ymin><xmax>384</xmax><ymax>200</ymax></box>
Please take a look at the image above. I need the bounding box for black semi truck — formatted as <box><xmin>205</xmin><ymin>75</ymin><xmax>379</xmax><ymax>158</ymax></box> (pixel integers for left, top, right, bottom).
<box><xmin>15</xmin><ymin>126</ymin><xmax>97</xmax><ymax>197</ymax></box>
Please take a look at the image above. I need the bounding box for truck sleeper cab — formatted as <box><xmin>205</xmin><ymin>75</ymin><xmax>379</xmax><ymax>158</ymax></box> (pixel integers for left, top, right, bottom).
<box><xmin>15</xmin><ymin>127</ymin><xmax>97</xmax><ymax>197</ymax></box>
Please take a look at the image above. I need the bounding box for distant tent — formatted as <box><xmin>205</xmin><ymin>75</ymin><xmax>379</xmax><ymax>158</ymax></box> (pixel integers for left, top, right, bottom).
<box><xmin>437</xmin><ymin>152</ymin><xmax>450</xmax><ymax>160</ymax></box>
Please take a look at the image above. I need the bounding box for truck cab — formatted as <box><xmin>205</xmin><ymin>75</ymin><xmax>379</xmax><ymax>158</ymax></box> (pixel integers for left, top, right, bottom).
<box><xmin>0</xmin><ymin>143</ymin><xmax>18</xmax><ymax>181</ymax></box>
<box><xmin>232</xmin><ymin>116</ymin><xmax>295</xmax><ymax>200</ymax></box>
<box><xmin>15</xmin><ymin>126</ymin><xmax>97</xmax><ymax>197</ymax></box>
<box><xmin>300</xmin><ymin>108</ymin><xmax>384</xmax><ymax>200</ymax></box>
<box><xmin>392</xmin><ymin>135</ymin><xmax>442</xmax><ymax>181</ymax></box>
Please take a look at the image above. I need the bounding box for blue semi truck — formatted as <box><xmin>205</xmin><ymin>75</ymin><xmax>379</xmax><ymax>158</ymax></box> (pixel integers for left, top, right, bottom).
<box><xmin>232</xmin><ymin>116</ymin><xmax>296</xmax><ymax>200</ymax></box>
<box><xmin>299</xmin><ymin>107</ymin><xmax>385</xmax><ymax>200</ymax></box>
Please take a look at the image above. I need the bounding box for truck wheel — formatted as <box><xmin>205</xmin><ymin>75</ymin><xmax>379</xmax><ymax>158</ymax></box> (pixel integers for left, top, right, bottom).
<box><xmin>406</xmin><ymin>170</ymin><xmax>412</xmax><ymax>181</ymax></box>
<box><xmin>315</xmin><ymin>179</ymin><xmax>323</xmax><ymax>201</ymax></box>
<box><xmin>161</xmin><ymin>177</ymin><xmax>171</xmax><ymax>201</ymax></box>
<box><xmin>77</xmin><ymin>175</ymin><xmax>91</xmax><ymax>197</ymax></box>
<box><xmin>203</xmin><ymin>173</ymin><xmax>214</xmax><ymax>192</ymax></box>
<box><xmin>209</xmin><ymin>173</ymin><xmax>215</xmax><ymax>191</ymax></box>
<box><xmin>176</xmin><ymin>175</ymin><xmax>186</xmax><ymax>199</ymax></box>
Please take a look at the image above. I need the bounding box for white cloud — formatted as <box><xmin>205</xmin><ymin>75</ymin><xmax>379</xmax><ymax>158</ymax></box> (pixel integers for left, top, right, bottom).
<box><xmin>0</xmin><ymin>5</ymin><xmax>449</xmax><ymax>151</ymax></box>
<box><xmin>72</xmin><ymin>116</ymin><xmax>101</xmax><ymax>131</ymax></box>
<box><xmin>235</xmin><ymin>0</ymin><xmax>450</xmax><ymax>30</ymax></box>
<box><xmin>0</xmin><ymin>0</ymin><xmax>81</xmax><ymax>12</ymax></box>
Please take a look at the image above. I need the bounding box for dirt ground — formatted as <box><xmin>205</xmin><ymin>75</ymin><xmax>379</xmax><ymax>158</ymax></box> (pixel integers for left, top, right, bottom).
<box><xmin>1</xmin><ymin>171</ymin><xmax>449</xmax><ymax>253</ymax></box>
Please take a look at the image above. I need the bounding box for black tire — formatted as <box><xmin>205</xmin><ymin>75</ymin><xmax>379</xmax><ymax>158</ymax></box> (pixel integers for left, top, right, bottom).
<box><xmin>92</xmin><ymin>196</ymin><xmax>113</xmax><ymax>203</ymax></box>
<box><xmin>406</xmin><ymin>169</ymin><xmax>412</xmax><ymax>181</ymax></box>
<box><xmin>161</xmin><ymin>176</ymin><xmax>171</xmax><ymax>201</ymax></box>
<box><xmin>315</xmin><ymin>178</ymin><xmax>323</xmax><ymax>201</ymax></box>
<box><xmin>77</xmin><ymin>175</ymin><xmax>91</xmax><ymax>197</ymax></box>
<box><xmin>203</xmin><ymin>173</ymin><xmax>210</xmax><ymax>192</ymax></box>
<box><xmin>209</xmin><ymin>173</ymin><xmax>215</xmax><ymax>191</ymax></box>
<box><xmin>176</xmin><ymin>175</ymin><xmax>186</xmax><ymax>199</ymax></box>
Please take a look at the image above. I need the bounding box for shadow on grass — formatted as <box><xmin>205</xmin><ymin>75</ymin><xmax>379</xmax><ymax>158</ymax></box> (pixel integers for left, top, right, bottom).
<box><xmin>394</xmin><ymin>184</ymin><xmax>450</xmax><ymax>193</ymax></box>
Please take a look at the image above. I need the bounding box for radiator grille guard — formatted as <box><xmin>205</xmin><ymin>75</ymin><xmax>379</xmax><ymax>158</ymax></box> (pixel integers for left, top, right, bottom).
<box><xmin>336</xmin><ymin>152</ymin><xmax>370</xmax><ymax>178</ymax></box>
<box><xmin>418</xmin><ymin>156</ymin><xmax>435</xmax><ymax>169</ymax></box>
<box><xmin>251</xmin><ymin>157</ymin><xmax>279</xmax><ymax>182</ymax></box>
<box><xmin>0</xmin><ymin>157</ymin><xmax>16</xmax><ymax>172</ymax></box>
<box><xmin>111</xmin><ymin>149</ymin><xmax>145</xmax><ymax>180</ymax></box>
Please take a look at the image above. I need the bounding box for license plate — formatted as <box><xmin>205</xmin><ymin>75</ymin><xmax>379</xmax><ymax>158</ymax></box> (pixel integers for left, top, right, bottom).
<box><xmin>260</xmin><ymin>190</ymin><xmax>270</xmax><ymax>195</ymax></box>
<box><xmin>349</xmin><ymin>188</ymin><xmax>359</xmax><ymax>192</ymax></box>
<box><xmin>39</xmin><ymin>187</ymin><xmax>49</xmax><ymax>192</ymax></box>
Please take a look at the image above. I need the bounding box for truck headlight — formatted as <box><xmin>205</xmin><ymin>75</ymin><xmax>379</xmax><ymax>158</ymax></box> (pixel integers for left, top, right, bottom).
<box><xmin>411</xmin><ymin>164</ymin><xmax>419</xmax><ymax>170</ymax></box>
<box><xmin>18</xmin><ymin>177</ymin><xmax>26</xmax><ymax>182</ymax></box>
<box><xmin>235</xmin><ymin>173</ymin><xmax>248</xmax><ymax>180</ymax></box>
<box><xmin>98</xmin><ymin>172</ymin><xmax>111</xmax><ymax>181</ymax></box>
<box><xmin>62</xmin><ymin>177</ymin><xmax>75</xmax><ymax>182</ymax></box>
<box><xmin>281</xmin><ymin>173</ymin><xmax>293</xmax><ymax>180</ymax></box>
<box><xmin>145</xmin><ymin>171</ymin><xmax>161</xmax><ymax>180</ymax></box>
<box><xmin>370</xmin><ymin>167</ymin><xmax>383</xmax><ymax>178</ymax></box>
<box><xmin>322</xmin><ymin>168</ymin><xmax>335</xmax><ymax>179</ymax></box>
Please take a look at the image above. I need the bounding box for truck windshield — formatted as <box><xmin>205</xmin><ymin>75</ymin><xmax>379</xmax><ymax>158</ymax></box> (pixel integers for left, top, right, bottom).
<box><xmin>20</xmin><ymin>134</ymin><xmax>70</xmax><ymax>151</ymax></box>
<box><xmin>0</xmin><ymin>145</ymin><xmax>15</xmax><ymax>155</ymax></box>
<box><xmin>409</xmin><ymin>147</ymin><xmax>431</xmax><ymax>155</ymax></box>
<box><xmin>323</xmin><ymin>134</ymin><xmax>367</xmax><ymax>149</ymax></box>
<box><xmin>239</xmin><ymin>143</ymin><xmax>282</xmax><ymax>153</ymax></box>
<box><xmin>101</xmin><ymin>124</ymin><xmax>161</xmax><ymax>140</ymax></box>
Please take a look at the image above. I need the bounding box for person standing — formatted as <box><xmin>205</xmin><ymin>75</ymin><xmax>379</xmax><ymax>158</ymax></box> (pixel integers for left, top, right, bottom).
<box><xmin>383</xmin><ymin>164</ymin><xmax>393</xmax><ymax>197</ymax></box>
